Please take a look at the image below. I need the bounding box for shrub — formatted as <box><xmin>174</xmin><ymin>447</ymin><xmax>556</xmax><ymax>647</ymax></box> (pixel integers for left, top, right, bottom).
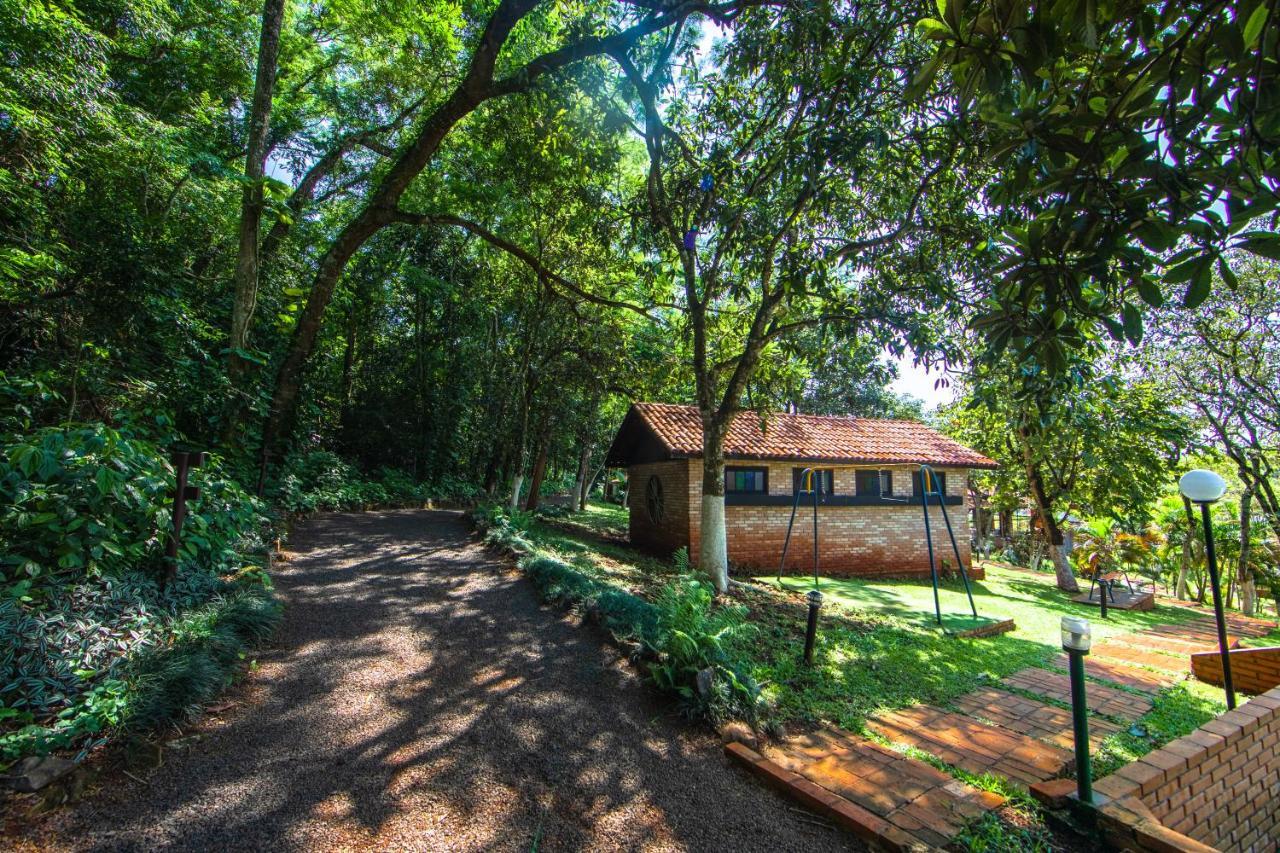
<box><xmin>521</xmin><ymin>553</ymin><xmax>659</xmax><ymax>646</ymax></box>
<box><xmin>0</xmin><ymin>424</ymin><xmax>266</xmax><ymax>589</ymax></box>
<box><xmin>0</xmin><ymin>422</ymin><xmax>278</xmax><ymax>761</ymax></box>
<box><xmin>648</xmin><ymin>576</ymin><xmax>761</xmax><ymax>724</ymax></box>
<box><xmin>0</xmin><ymin>569</ymin><xmax>222</xmax><ymax>717</ymax></box>
<box><xmin>273</xmin><ymin>451</ymin><xmax>483</xmax><ymax>513</ymax></box>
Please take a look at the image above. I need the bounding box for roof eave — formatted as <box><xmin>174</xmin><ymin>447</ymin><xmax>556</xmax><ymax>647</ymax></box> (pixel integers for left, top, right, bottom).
<box><xmin>661</xmin><ymin>450</ymin><xmax>999</xmax><ymax>469</ymax></box>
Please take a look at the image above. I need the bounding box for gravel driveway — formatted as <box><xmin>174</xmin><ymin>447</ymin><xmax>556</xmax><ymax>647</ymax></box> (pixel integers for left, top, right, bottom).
<box><xmin>33</xmin><ymin>510</ymin><xmax>859</xmax><ymax>852</ymax></box>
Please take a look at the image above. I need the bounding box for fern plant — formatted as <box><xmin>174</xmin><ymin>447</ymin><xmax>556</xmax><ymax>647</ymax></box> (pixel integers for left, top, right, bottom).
<box><xmin>648</xmin><ymin>575</ymin><xmax>759</xmax><ymax>724</ymax></box>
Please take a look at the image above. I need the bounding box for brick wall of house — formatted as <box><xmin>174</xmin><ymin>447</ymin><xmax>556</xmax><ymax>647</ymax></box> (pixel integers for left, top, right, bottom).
<box><xmin>1093</xmin><ymin>684</ymin><xmax>1280</xmax><ymax>852</ymax></box>
<box><xmin>681</xmin><ymin>460</ymin><xmax>976</xmax><ymax>578</ymax></box>
<box><xmin>1192</xmin><ymin>646</ymin><xmax>1280</xmax><ymax>696</ymax></box>
<box><xmin>626</xmin><ymin>460</ymin><xmax>691</xmax><ymax>556</ymax></box>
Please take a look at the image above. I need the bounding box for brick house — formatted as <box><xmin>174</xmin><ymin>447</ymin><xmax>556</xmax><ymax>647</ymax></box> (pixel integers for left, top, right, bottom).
<box><xmin>605</xmin><ymin>402</ymin><xmax>999</xmax><ymax>578</ymax></box>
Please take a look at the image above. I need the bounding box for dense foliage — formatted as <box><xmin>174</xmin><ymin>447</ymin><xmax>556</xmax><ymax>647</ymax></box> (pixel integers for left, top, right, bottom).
<box><xmin>0</xmin><ymin>425</ymin><xmax>277</xmax><ymax>760</ymax></box>
<box><xmin>1</xmin><ymin>425</ymin><xmax>261</xmax><ymax>588</ymax></box>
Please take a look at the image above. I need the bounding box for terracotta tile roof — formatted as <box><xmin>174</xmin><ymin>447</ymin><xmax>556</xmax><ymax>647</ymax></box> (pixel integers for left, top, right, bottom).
<box><xmin>617</xmin><ymin>402</ymin><xmax>998</xmax><ymax>469</ymax></box>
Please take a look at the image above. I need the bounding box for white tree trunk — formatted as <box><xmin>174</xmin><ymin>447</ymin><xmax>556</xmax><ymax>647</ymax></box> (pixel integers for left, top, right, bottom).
<box><xmin>1028</xmin><ymin>535</ymin><xmax>1045</xmax><ymax>572</ymax></box>
<box><xmin>1239</xmin><ymin>487</ymin><xmax>1257</xmax><ymax>616</ymax></box>
<box><xmin>1176</xmin><ymin>540</ymin><xmax>1191</xmax><ymax>600</ymax></box>
<box><xmin>700</xmin><ymin>493</ymin><xmax>729</xmax><ymax>593</ymax></box>
<box><xmin>508</xmin><ymin>474</ymin><xmax>524</xmax><ymax>513</ymax></box>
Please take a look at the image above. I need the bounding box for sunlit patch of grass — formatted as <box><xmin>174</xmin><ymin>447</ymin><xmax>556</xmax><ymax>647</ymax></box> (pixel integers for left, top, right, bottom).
<box><xmin>768</xmin><ymin>564</ymin><xmax>1204</xmax><ymax>646</ymax></box>
<box><xmin>733</xmin><ymin>581</ymin><xmax>1053</xmax><ymax>730</ymax></box>
<box><xmin>546</xmin><ymin>500</ymin><xmax>629</xmax><ymax>539</ymax></box>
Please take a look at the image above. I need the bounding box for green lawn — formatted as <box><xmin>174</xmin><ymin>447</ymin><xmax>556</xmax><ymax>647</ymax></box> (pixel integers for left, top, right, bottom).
<box><xmin>547</xmin><ymin>500</ymin><xmax>630</xmax><ymax>539</ymax></box>
<box><xmin>766</xmin><ymin>563</ymin><xmax>1204</xmax><ymax>648</ymax></box>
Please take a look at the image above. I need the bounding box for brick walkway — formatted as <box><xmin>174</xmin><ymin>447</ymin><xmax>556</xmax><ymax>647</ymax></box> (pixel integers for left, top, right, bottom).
<box><xmin>1087</xmin><ymin>640</ymin><xmax>1194</xmax><ymax>674</ymax></box>
<box><xmin>1002</xmin><ymin>667</ymin><xmax>1155</xmax><ymax>718</ymax></box>
<box><xmin>953</xmin><ymin>686</ymin><xmax>1121</xmax><ymax>751</ymax></box>
<box><xmin>728</xmin><ymin>728</ymin><xmax>1006</xmax><ymax>850</ymax></box>
<box><xmin>866</xmin><ymin>705</ymin><xmax>1074</xmax><ymax>785</ymax></box>
<box><xmin>1049</xmin><ymin>652</ymin><xmax>1172</xmax><ymax>692</ymax></box>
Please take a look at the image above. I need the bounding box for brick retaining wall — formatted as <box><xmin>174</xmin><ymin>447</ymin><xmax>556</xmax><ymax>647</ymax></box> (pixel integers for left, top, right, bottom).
<box><xmin>1091</xmin><ymin>684</ymin><xmax>1280</xmax><ymax>852</ymax></box>
<box><xmin>1192</xmin><ymin>646</ymin><xmax>1280</xmax><ymax>696</ymax></box>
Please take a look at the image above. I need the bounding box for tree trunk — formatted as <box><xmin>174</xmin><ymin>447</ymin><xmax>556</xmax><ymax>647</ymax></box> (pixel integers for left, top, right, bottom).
<box><xmin>509</xmin><ymin>474</ymin><xmax>524</xmax><ymax>513</ymax></box>
<box><xmin>1239</xmin><ymin>486</ymin><xmax>1257</xmax><ymax>616</ymax></box>
<box><xmin>1017</xmin><ymin>429</ymin><xmax>1079</xmax><ymax>592</ymax></box>
<box><xmin>571</xmin><ymin>442</ymin><xmax>592</xmax><ymax>511</ymax></box>
<box><xmin>224</xmin><ymin>0</ymin><xmax>286</xmax><ymax>446</ymax></box>
<box><xmin>698</xmin><ymin>423</ymin><xmax>729</xmax><ymax>594</ymax></box>
<box><xmin>524</xmin><ymin>432</ymin><xmax>549</xmax><ymax>511</ymax></box>
<box><xmin>230</xmin><ymin>0</ymin><xmax>287</xmax><ymax>367</ymax></box>
<box><xmin>1176</xmin><ymin>496</ymin><xmax>1194</xmax><ymax>600</ymax></box>
<box><xmin>1028</xmin><ymin>534</ymin><xmax>1046</xmax><ymax>573</ymax></box>
<box><xmin>1048</xmin><ymin>535</ymin><xmax>1075</xmax><ymax>589</ymax></box>
<box><xmin>584</xmin><ymin>464</ymin><xmax>606</xmax><ymax>510</ymax></box>
<box><xmin>259</xmin><ymin>209</ymin><xmax>388</xmax><ymax>491</ymax></box>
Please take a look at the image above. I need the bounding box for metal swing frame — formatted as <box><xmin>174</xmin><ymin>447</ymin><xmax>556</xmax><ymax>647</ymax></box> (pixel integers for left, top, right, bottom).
<box><xmin>776</xmin><ymin>463</ymin><xmax>980</xmax><ymax>627</ymax></box>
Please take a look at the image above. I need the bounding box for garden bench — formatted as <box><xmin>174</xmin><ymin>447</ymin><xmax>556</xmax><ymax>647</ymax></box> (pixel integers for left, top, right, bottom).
<box><xmin>1089</xmin><ymin>570</ymin><xmax>1155</xmax><ymax>603</ymax></box>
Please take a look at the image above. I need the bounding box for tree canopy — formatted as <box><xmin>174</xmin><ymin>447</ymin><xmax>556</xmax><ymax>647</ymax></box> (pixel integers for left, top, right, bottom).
<box><xmin>1</xmin><ymin>0</ymin><xmax>1277</xmax><ymax>595</ymax></box>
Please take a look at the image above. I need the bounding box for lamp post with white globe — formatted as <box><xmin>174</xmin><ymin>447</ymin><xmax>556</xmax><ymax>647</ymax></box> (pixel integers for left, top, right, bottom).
<box><xmin>1178</xmin><ymin>469</ymin><xmax>1236</xmax><ymax>710</ymax></box>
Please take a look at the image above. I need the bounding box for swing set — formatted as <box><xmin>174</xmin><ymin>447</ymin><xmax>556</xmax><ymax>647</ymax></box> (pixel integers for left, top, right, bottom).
<box><xmin>776</xmin><ymin>463</ymin><xmax>980</xmax><ymax>628</ymax></box>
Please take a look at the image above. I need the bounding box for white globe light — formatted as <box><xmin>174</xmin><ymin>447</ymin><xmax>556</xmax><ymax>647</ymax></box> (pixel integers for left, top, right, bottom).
<box><xmin>1061</xmin><ymin>615</ymin><xmax>1092</xmax><ymax>652</ymax></box>
<box><xmin>1179</xmin><ymin>469</ymin><xmax>1227</xmax><ymax>504</ymax></box>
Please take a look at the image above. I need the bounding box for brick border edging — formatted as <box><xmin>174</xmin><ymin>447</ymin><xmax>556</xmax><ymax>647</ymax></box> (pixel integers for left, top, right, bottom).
<box><xmin>723</xmin><ymin>742</ymin><xmax>926</xmax><ymax>852</ymax></box>
<box><xmin>953</xmin><ymin>617</ymin><xmax>1015</xmax><ymax>639</ymax></box>
<box><xmin>1029</xmin><ymin>780</ymin><xmax>1217</xmax><ymax>852</ymax></box>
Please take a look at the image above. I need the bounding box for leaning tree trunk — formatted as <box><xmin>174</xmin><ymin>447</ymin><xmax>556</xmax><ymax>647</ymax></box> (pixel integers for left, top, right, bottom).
<box><xmin>1018</xmin><ymin>430</ymin><xmax>1079</xmax><ymax>592</ymax></box>
<box><xmin>1239</xmin><ymin>486</ymin><xmax>1257</xmax><ymax>616</ymax></box>
<box><xmin>524</xmin><ymin>431</ymin><xmax>549</xmax><ymax>512</ymax></box>
<box><xmin>583</xmin><ymin>463</ymin><xmax>605</xmax><ymax>511</ymax></box>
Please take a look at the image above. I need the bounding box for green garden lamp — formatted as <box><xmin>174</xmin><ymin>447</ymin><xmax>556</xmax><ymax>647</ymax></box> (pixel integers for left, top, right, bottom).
<box><xmin>1178</xmin><ymin>469</ymin><xmax>1235</xmax><ymax>709</ymax></box>
<box><xmin>1061</xmin><ymin>615</ymin><xmax>1093</xmax><ymax>803</ymax></box>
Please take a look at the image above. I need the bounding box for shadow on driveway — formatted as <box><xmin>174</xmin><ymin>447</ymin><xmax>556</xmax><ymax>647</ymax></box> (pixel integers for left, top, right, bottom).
<box><xmin>40</xmin><ymin>510</ymin><xmax>858</xmax><ymax>852</ymax></box>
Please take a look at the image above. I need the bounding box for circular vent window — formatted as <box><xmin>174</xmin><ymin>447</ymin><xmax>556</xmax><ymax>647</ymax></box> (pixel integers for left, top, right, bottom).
<box><xmin>645</xmin><ymin>475</ymin><xmax>665</xmax><ymax>523</ymax></box>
